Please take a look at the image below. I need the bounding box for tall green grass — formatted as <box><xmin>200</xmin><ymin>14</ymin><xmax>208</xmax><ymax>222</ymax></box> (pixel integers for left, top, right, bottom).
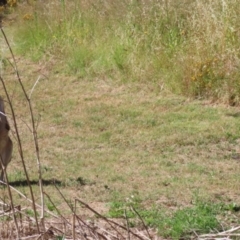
<box><xmin>14</xmin><ymin>0</ymin><xmax>240</xmax><ymax>103</ymax></box>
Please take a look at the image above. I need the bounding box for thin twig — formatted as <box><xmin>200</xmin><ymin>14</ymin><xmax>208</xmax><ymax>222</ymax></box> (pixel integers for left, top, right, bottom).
<box><xmin>76</xmin><ymin>198</ymin><xmax>145</xmax><ymax>240</ymax></box>
<box><xmin>0</xmin><ymin>75</ymin><xmax>40</xmax><ymax>234</ymax></box>
<box><xmin>198</xmin><ymin>225</ymin><xmax>240</xmax><ymax>239</ymax></box>
<box><xmin>1</xmin><ymin>27</ymin><xmax>45</xmax><ymax>230</ymax></box>
<box><xmin>96</xmin><ymin>226</ymin><xmax>118</xmax><ymax>240</ymax></box>
<box><xmin>73</xmin><ymin>199</ymin><xmax>76</xmax><ymax>240</ymax></box>
<box><xmin>43</xmin><ymin>192</ymin><xmax>71</xmax><ymax>225</ymax></box>
<box><xmin>75</xmin><ymin>215</ymin><xmax>110</xmax><ymax>240</ymax></box>
<box><xmin>124</xmin><ymin>209</ymin><xmax>130</xmax><ymax>240</ymax></box>
<box><xmin>21</xmin><ymin>234</ymin><xmax>40</xmax><ymax>240</ymax></box>
<box><xmin>1</xmin><ymin>206</ymin><xmax>28</xmax><ymax>220</ymax></box>
<box><xmin>54</xmin><ymin>184</ymin><xmax>143</xmax><ymax>239</ymax></box>
<box><xmin>29</xmin><ymin>75</ymin><xmax>41</xmax><ymax>99</ymax></box>
<box><xmin>54</xmin><ymin>183</ymin><xmax>74</xmax><ymax>211</ymax></box>
<box><xmin>131</xmin><ymin>206</ymin><xmax>152</xmax><ymax>240</ymax></box>
<box><xmin>76</xmin><ymin>198</ymin><xmax>125</xmax><ymax>239</ymax></box>
<box><xmin>0</xmin><ymin>175</ymin><xmax>20</xmax><ymax>239</ymax></box>
<box><xmin>0</xmin><ymin>182</ymin><xmax>58</xmax><ymax>219</ymax></box>
<box><xmin>0</xmin><ymin>110</ymin><xmax>7</xmax><ymax>117</ymax></box>
<box><xmin>74</xmin><ymin>215</ymin><xmax>89</xmax><ymax>240</ymax></box>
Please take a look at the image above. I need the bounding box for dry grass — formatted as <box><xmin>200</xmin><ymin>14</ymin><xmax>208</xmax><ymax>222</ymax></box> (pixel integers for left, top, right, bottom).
<box><xmin>11</xmin><ymin>0</ymin><xmax>240</xmax><ymax>104</ymax></box>
<box><xmin>1</xmin><ymin>0</ymin><xmax>240</xmax><ymax>239</ymax></box>
<box><xmin>1</xmin><ymin>55</ymin><xmax>240</xmax><ymax>206</ymax></box>
<box><xmin>1</xmin><ymin>55</ymin><xmax>240</xmax><ymax>238</ymax></box>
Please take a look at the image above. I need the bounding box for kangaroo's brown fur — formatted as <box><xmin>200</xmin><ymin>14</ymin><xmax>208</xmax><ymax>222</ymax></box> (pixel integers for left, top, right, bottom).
<box><xmin>0</xmin><ymin>96</ymin><xmax>13</xmax><ymax>182</ymax></box>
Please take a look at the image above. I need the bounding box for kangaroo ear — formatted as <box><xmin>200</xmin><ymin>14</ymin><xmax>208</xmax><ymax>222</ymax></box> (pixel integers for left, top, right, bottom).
<box><xmin>5</xmin><ymin>122</ymin><xmax>10</xmax><ymax>131</ymax></box>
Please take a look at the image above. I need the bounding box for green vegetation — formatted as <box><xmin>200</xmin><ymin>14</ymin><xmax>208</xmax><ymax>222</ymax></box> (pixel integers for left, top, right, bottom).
<box><xmin>14</xmin><ymin>0</ymin><xmax>240</xmax><ymax>103</ymax></box>
<box><xmin>1</xmin><ymin>0</ymin><xmax>240</xmax><ymax>239</ymax></box>
<box><xmin>108</xmin><ymin>196</ymin><xmax>227</xmax><ymax>239</ymax></box>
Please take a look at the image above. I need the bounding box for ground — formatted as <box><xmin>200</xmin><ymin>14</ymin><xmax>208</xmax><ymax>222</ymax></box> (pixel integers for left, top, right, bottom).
<box><xmin>1</xmin><ymin>3</ymin><xmax>240</xmax><ymax>239</ymax></box>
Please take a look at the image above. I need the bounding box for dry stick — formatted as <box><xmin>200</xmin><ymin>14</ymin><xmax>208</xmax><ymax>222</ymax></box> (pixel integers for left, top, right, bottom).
<box><xmin>46</xmin><ymin>226</ymin><xmax>65</xmax><ymax>237</ymax></box>
<box><xmin>74</xmin><ymin>214</ymin><xmax>89</xmax><ymax>240</ymax></box>
<box><xmin>73</xmin><ymin>199</ymin><xmax>76</xmax><ymax>240</ymax></box>
<box><xmin>0</xmin><ymin>200</ymin><xmax>25</xmax><ymax>218</ymax></box>
<box><xmin>198</xmin><ymin>225</ymin><xmax>240</xmax><ymax>239</ymax></box>
<box><xmin>44</xmin><ymin>194</ymin><xmax>71</xmax><ymax>228</ymax></box>
<box><xmin>218</xmin><ymin>225</ymin><xmax>240</xmax><ymax>234</ymax></box>
<box><xmin>29</xmin><ymin>76</ymin><xmax>41</xmax><ymax>99</ymax></box>
<box><xmin>76</xmin><ymin>199</ymin><xmax>145</xmax><ymax>240</ymax></box>
<box><xmin>0</xmin><ymin>75</ymin><xmax>40</xmax><ymax>234</ymax></box>
<box><xmin>199</xmin><ymin>236</ymin><xmax>240</xmax><ymax>240</ymax></box>
<box><xmin>75</xmin><ymin>199</ymin><xmax>125</xmax><ymax>240</ymax></box>
<box><xmin>55</xmin><ymin>180</ymin><xmax>122</xmax><ymax>239</ymax></box>
<box><xmin>124</xmin><ymin>209</ymin><xmax>130</xmax><ymax>240</ymax></box>
<box><xmin>53</xmin><ymin>185</ymin><xmax>84</xmax><ymax>238</ymax></box>
<box><xmin>0</xmin><ymin>206</ymin><xmax>27</xmax><ymax>219</ymax></box>
<box><xmin>2</xmin><ymin>182</ymin><xmax>58</xmax><ymax>219</ymax></box>
<box><xmin>36</xmin><ymin>226</ymin><xmax>56</xmax><ymax>240</ymax></box>
<box><xmin>199</xmin><ymin>233</ymin><xmax>240</xmax><ymax>238</ymax></box>
<box><xmin>29</xmin><ymin>74</ymin><xmax>48</xmax><ymax>100</ymax></box>
<box><xmin>0</xmin><ymin>167</ymin><xmax>20</xmax><ymax>239</ymax></box>
<box><xmin>76</xmin><ymin>219</ymin><xmax>93</xmax><ymax>240</ymax></box>
<box><xmin>85</xmin><ymin>224</ymin><xmax>99</xmax><ymax>240</ymax></box>
<box><xmin>75</xmin><ymin>216</ymin><xmax>109</xmax><ymax>240</ymax></box>
<box><xmin>32</xmin><ymin>122</ymin><xmax>44</xmax><ymax>228</ymax></box>
<box><xmin>37</xmin><ymin>225</ymin><xmax>70</xmax><ymax>240</ymax></box>
<box><xmin>21</xmin><ymin>235</ymin><xmax>40</xmax><ymax>240</ymax></box>
<box><xmin>94</xmin><ymin>225</ymin><xmax>119</xmax><ymax>240</ymax></box>
<box><xmin>54</xmin><ymin>183</ymin><xmax>74</xmax><ymax>211</ymax></box>
<box><xmin>131</xmin><ymin>206</ymin><xmax>152</xmax><ymax>240</ymax></box>
<box><xmin>43</xmin><ymin>192</ymin><xmax>71</xmax><ymax>225</ymax></box>
<box><xmin>54</xmin><ymin>184</ymin><xmax>120</xmax><ymax>240</ymax></box>
<box><xmin>44</xmin><ymin>192</ymin><xmax>74</xmax><ymax>239</ymax></box>
<box><xmin>1</xmin><ymin>27</ymin><xmax>45</xmax><ymax>230</ymax></box>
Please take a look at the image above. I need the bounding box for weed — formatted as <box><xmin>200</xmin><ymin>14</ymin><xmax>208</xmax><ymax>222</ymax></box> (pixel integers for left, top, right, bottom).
<box><xmin>12</xmin><ymin>0</ymin><xmax>240</xmax><ymax>103</ymax></box>
<box><xmin>56</xmin><ymin>236</ymin><xmax>65</xmax><ymax>240</ymax></box>
<box><xmin>25</xmin><ymin>209</ymin><xmax>38</xmax><ymax>218</ymax></box>
<box><xmin>2</xmin><ymin>1</ymin><xmax>240</xmax><ymax>238</ymax></box>
<box><xmin>187</xmin><ymin>58</ymin><xmax>225</xmax><ymax>98</ymax></box>
<box><xmin>108</xmin><ymin>197</ymin><xmax>225</xmax><ymax>239</ymax></box>
<box><xmin>46</xmin><ymin>202</ymin><xmax>55</xmax><ymax>212</ymax></box>
<box><xmin>159</xmin><ymin>201</ymin><xmax>223</xmax><ymax>239</ymax></box>
<box><xmin>108</xmin><ymin>194</ymin><xmax>141</xmax><ymax>218</ymax></box>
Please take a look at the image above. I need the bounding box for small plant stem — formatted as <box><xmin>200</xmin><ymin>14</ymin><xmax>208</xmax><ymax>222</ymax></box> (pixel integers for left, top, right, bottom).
<box><xmin>124</xmin><ymin>208</ymin><xmax>131</xmax><ymax>240</ymax></box>
<box><xmin>44</xmin><ymin>192</ymin><xmax>71</xmax><ymax>224</ymax></box>
<box><xmin>3</xmin><ymin>182</ymin><xmax>58</xmax><ymax>218</ymax></box>
<box><xmin>0</xmin><ymin>162</ymin><xmax>20</xmax><ymax>239</ymax></box>
<box><xmin>75</xmin><ymin>198</ymin><xmax>145</xmax><ymax>240</ymax></box>
<box><xmin>0</xmin><ymin>75</ymin><xmax>40</xmax><ymax>234</ymax></box>
<box><xmin>0</xmin><ymin>28</ymin><xmax>42</xmax><ymax>233</ymax></box>
<box><xmin>131</xmin><ymin>206</ymin><xmax>152</xmax><ymax>240</ymax></box>
<box><xmin>75</xmin><ymin>215</ymin><xmax>109</xmax><ymax>240</ymax></box>
<box><xmin>73</xmin><ymin>199</ymin><xmax>76</xmax><ymax>240</ymax></box>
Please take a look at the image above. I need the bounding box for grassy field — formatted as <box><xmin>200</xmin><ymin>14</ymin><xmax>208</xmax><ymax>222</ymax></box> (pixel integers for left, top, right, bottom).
<box><xmin>1</xmin><ymin>0</ymin><xmax>240</xmax><ymax>239</ymax></box>
<box><xmin>12</xmin><ymin>0</ymin><xmax>240</xmax><ymax>104</ymax></box>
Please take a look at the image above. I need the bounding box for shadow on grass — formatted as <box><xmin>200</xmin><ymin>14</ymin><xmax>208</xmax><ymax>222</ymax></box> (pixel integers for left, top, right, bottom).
<box><xmin>226</xmin><ymin>112</ymin><xmax>240</xmax><ymax>118</ymax></box>
<box><xmin>1</xmin><ymin>177</ymin><xmax>91</xmax><ymax>187</ymax></box>
<box><xmin>8</xmin><ymin>178</ymin><xmax>62</xmax><ymax>187</ymax></box>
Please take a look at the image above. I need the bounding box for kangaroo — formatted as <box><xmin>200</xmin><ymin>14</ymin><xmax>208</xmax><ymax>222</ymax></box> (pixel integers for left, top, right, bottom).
<box><xmin>0</xmin><ymin>96</ymin><xmax>13</xmax><ymax>182</ymax></box>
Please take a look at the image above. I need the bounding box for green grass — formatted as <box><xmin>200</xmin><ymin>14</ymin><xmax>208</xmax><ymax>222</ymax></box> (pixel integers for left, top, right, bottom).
<box><xmin>108</xmin><ymin>196</ymin><xmax>226</xmax><ymax>239</ymax></box>
<box><xmin>161</xmin><ymin>202</ymin><xmax>222</xmax><ymax>239</ymax></box>
<box><xmin>1</xmin><ymin>1</ymin><xmax>240</xmax><ymax>239</ymax></box>
<box><xmin>11</xmin><ymin>0</ymin><xmax>240</xmax><ymax>103</ymax></box>
<box><xmin>3</xmin><ymin>74</ymin><xmax>240</xmax><ymax>225</ymax></box>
